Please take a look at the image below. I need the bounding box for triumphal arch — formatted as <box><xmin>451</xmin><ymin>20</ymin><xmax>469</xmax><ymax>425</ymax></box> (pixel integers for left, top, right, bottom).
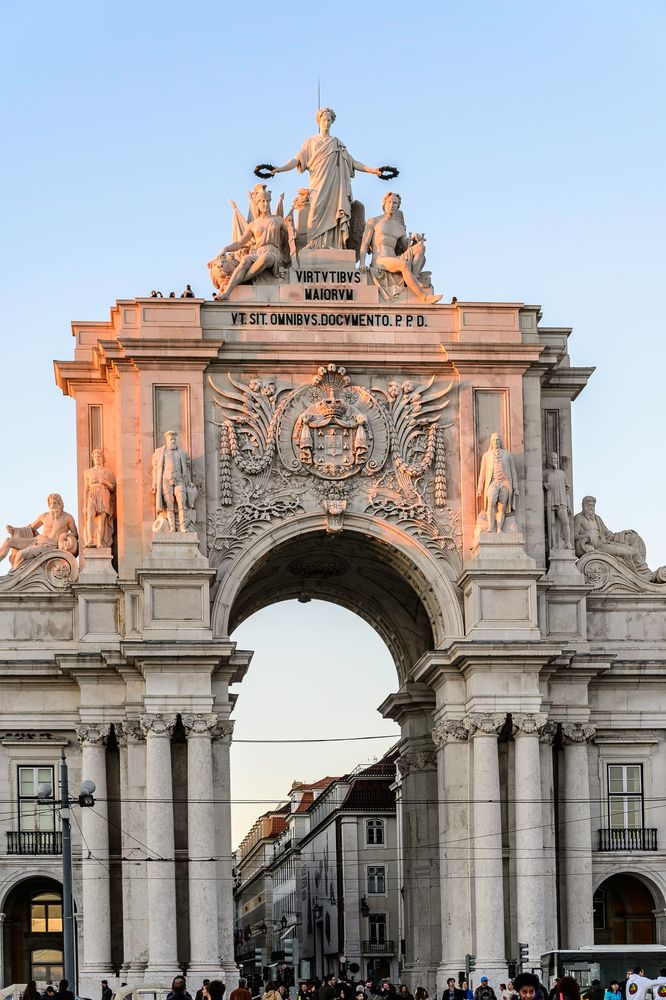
<box><xmin>2</xmin><ymin>110</ymin><xmax>666</xmax><ymax>993</ymax></box>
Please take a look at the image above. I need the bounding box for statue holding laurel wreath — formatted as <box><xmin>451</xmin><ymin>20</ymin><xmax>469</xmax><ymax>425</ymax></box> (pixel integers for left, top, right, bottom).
<box><xmin>255</xmin><ymin>108</ymin><xmax>398</xmax><ymax>251</ymax></box>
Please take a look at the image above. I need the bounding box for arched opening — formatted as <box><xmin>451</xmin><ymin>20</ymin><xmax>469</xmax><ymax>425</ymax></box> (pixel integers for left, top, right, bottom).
<box><xmin>2</xmin><ymin>876</ymin><xmax>66</xmax><ymax>986</ymax></box>
<box><xmin>593</xmin><ymin>873</ymin><xmax>658</xmax><ymax>944</ymax></box>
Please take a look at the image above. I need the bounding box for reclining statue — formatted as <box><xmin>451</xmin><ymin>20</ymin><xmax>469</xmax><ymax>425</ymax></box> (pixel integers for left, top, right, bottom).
<box><xmin>0</xmin><ymin>494</ymin><xmax>78</xmax><ymax>571</ymax></box>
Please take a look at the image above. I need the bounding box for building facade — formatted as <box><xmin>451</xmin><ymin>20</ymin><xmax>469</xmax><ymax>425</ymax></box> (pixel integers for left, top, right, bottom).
<box><xmin>1</xmin><ymin>210</ymin><xmax>666</xmax><ymax>995</ymax></box>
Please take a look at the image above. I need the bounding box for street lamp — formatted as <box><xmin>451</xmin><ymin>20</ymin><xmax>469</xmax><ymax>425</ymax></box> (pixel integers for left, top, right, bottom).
<box><xmin>38</xmin><ymin>749</ymin><xmax>97</xmax><ymax>989</ymax></box>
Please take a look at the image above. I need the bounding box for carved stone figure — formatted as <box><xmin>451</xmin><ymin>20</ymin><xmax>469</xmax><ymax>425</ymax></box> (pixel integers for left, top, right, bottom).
<box><xmin>83</xmin><ymin>449</ymin><xmax>116</xmax><ymax>548</ymax></box>
<box><xmin>359</xmin><ymin>192</ymin><xmax>442</xmax><ymax>304</ymax></box>
<box><xmin>213</xmin><ymin>185</ymin><xmax>290</xmax><ymax>301</ymax></box>
<box><xmin>151</xmin><ymin>430</ymin><xmax>191</xmax><ymax>532</ymax></box>
<box><xmin>574</xmin><ymin>495</ymin><xmax>652</xmax><ymax>576</ymax></box>
<box><xmin>0</xmin><ymin>494</ymin><xmax>78</xmax><ymax>571</ymax></box>
<box><xmin>543</xmin><ymin>451</ymin><xmax>572</xmax><ymax>551</ymax></box>
<box><xmin>267</xmin><ymin>108</ymin><xmax>383</xmax><ymax>249</ymax></box>
<box><xmin>477</xmin><ymin>433</ymin><xmax>519</xmax><ymax>533</ymax></box>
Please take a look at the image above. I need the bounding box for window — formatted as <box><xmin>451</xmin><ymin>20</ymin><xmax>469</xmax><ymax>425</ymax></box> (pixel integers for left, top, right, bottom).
<box><xmin>593</xmin><ymin>887</ymin><xmax>606</xmax><ymax>930</ymax></box>
<box><xmin>608</xmin><ymin>764</ymin><xmax>643</xmax><ymax>829</ymax></box>
<box><xmin>31</xmin><ymin>948</ymin><xmax>64</xmax><ymax>982</ymax></box>
<box><xmin>366</xmin><ymin>819</ymin><xmax>384</xmax><ymax>845</ymax></box>
<box><xmin>368</xmin><ymin>913</ymin><xmax>387</xmax><ymax>944</ymax></box>
<box><xmin>367</xmin><ymin>865</ymin><xmax>386</xmax><ymax>894</ymax></box>
<box><xmin>31</xmin><ymin>892</ymin><xmax>63</xmax><ymax>933</ymax></box>
<box><xmin>18</xmin><ymin>767</ymin><xmax>55</xmax><ymax>832</ymax></box>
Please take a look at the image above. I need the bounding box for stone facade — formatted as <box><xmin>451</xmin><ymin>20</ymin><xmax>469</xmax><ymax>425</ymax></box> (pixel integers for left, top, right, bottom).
<box><xmin>1</xmin><ymin>263</ymin><xmax>666</xmax><ymax>994</ymax></box>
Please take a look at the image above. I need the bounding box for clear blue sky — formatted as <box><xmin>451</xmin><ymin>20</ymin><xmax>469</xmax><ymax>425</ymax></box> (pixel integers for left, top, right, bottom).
<box><xmin>1</xmin><ymin>1</ymin><xmax>665</xmax><ymax>843</ymax></box>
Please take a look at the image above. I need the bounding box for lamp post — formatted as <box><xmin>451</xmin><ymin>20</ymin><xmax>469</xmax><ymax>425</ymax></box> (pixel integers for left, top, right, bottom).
<box><xmin>38</xmin><ymin>749</ymin><xmax>97</xmax><ymax>989</ymax></box>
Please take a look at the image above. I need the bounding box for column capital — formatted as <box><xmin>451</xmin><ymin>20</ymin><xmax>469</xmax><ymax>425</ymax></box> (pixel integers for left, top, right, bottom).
<box><xmin>182</xmin><ymin>713</ymin><xmax>219</xmax><ymax>738</ymax></box>
<box><xmin>141</xmin><ymin>713</ymin><xmax>177</xmax><ymax>738</ymax></box>
<box><xmin>464</xmin><ymin>712</ymin><xmax>506</xmax><ymax>738</ymax></box>
<box><xmin>561</xmin><ymin>721</ymin><xmax>596</xmax><ymax>744</ymax></box>
<box><xmin>511</xmin><ymin>712</ymin><xmax>549</xmax><ymax>738</ymax></box>
<box><xmin>117</xmin><ymin>719</ymin><xmax>145</xmax><ymax>744</ymax></box>
<box><xmin>76</xmin><ymin>722</ymin><xmax>111</xmax><ymax>746</ymax></box>
<box><xmin>396</xmin><ymin>747</ymin><xmax>437</xmax><ymax>777</ymax></box>
<box><xmin>432</xmin><ymin>719</ymin><xmax>469</xmax><ymax>749</ymax></box>
<box><xmin>211</xmin><ymin>719</ymin><xmax>235</xmax><ymax>744</ymax></box>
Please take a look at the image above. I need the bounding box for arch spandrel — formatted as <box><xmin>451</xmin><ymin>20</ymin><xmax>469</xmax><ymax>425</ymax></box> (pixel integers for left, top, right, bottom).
<box><xmin>211</xmin><ymin>512</ymin><xmax>464</xmax><ymax>683</ymax></box>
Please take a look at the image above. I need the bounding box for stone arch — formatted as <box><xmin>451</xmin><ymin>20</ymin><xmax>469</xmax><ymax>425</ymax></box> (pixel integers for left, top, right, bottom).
<box><xmin>593</xmin><ymin>870</ymin><xmax>665</xmax><ymax>945</ymax></box>
<box><xmin>1</xmin><ymin>873</ymin><xmax>75</xmax><ymax>986</ymax></box>
<box><xmin>211</xmin><ymin>512</ymin><xmax>464</xmax><ymax>682</ymax></box>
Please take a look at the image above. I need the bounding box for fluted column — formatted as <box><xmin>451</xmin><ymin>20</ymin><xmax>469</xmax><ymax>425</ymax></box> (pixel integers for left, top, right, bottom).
<box><xmin>212</xmin><ymin>719</ymin><xmax>238</xmax><ymax>986</ymax></box>
<box><xmin>396</xmin><ymin>743</ymin><xmax>440</xmax><ymax>994</ymax></box>
<box><xmin>512</xmin><ymin>714</ymin><xmax>548</xmax><ymax>965</ymax></box>
<box><xmin>141</xmin><ymin>713</ymin><xmax>180</xmax><ymax>978</ymax></box>
<box><xmin>562</xmin><ymin>722</ymin><xmax>595</xmax><ymax>947</ymax></box>
<box><xmin>183</xmin><ymin>714</ymin><xmax>224</xmax><ymax>977</ymax></box>
<box><xmin>466</xmin><ymin>713</ymin><xmax>507</xmax><ymax>980</ymax></box>
<box><xmin>432</xmin><ymin>719</ymin><xmax>471</xmax><ymax>990</ymax></box>
<box><xmin>117</xmin><ymin>720</ymin><xmax>148</xmax><ymax>979</ymax></box>
<box><xmin>539</xmin><ymin>722</ymin><xmax>558</xmax><ymax>952</ymax></box>
<box><xmin>76</xmin><ymin>723</ymin><xmax>113</xmax><ymax>977</ymax></box>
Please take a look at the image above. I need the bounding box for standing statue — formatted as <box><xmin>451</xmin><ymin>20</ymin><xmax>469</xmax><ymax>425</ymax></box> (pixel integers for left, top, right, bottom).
<box><xmin>0</xmin><ymin>494</ymin><xmax>78</xmax><ymax>570</ymax></box>
<box><xmin>265</xmin><ymin>108</ymin><xmax>385</xmax><ymax>250</ymax></box>
<box><xmin>543</xmin><ymin>452</ymin><xmax>572</xmax><ymax>551</ymax></box>
<box><xmin>214</xmin><ymin>185</ymin><xmax>290</xmax><ymax>301</ymax></box>
<box><xmin>83</xmin><ymin>449</ymin><xmax>116</xmax><ymax>548</ymax></box>
<box><xmin>151</xmin><ymin>430</ymin><xmax>192</xmax><ymax>532</ymax></box>
<box><xmin>574</xmin><ymin>495</ymin><xmax>651</xmax><ymax>576</ymax></box>
<box><xmin>477</xmin><ymin>432</ymin><xmax>519</xmax><ymax>533</ymax></box>
<box><xmin>359</xmin><ymin>192</ymin><xmax>442</xmax><ymax>304</ymax></box>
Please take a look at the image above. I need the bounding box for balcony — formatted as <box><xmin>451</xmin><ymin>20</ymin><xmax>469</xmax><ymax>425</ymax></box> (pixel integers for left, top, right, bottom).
<box><xmin>6</xmin><ymin>831</ymin><xmax>62</xmax><ymax>855</ymax></box>
<box><xmin>597</xmin><ymin>828</ymin><xmax>657</xmax><ymax>851</ymax></box>
<box><xmin>362</xmin><ymin>940</ymin><xmax>395</xmax><ymax>955</ymax></box>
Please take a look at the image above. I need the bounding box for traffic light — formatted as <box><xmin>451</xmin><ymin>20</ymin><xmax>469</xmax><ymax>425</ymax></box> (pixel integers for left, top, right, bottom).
<box><xmin>78</xmin><ymin>779</ymin><xmax>96</xmax><ymax>808</ymax></box>
<box><xmin>255</xmin><ymin>948</ymin><xmax>266</xmax><ymax>969</ymax></box>
<box><xmin>465</xmin><ymin>954</ymin><xmax>476</xmax><ymax>977</ymax></box>
<box><xmin>283</xmin><ymin>938</ymin><xmax>299</xmax><ymax>967</ymax></box>
<box><xmin>518</xmin><ymin>942</ymin><xmax>529</xmax><ymax>972</ymax></box>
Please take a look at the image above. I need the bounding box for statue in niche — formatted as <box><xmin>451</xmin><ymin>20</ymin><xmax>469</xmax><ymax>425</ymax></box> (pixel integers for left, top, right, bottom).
<box><xmin>211</xmin><ymin>185</ymin><xmax>291</xmax><ymax>301</ymax></box>
<box><xmin>477</xmin><ymin>432</ymin><xmax>519</xmax><ymax>533</ymax></box>
<box><xmin>359</xmin><ymin>191</ymin><xmax>442</xmax><ymax>304</ymax></box>
<box><xmin>265</xmin><ymin>108</ymin><xmax>385</xmax><ymax>250</ymax></box>
<box><xmin>83</xmin><ymin>449</ymin><xmax>116</xmax><ymax>548</ymax></box>
<box><xmin>574</xmin><ymin>495</ymin><xmax>653</xmax><ymax>576</ymax></box>
<box><xmin>543</xmin><ymin>451</ymin><xmax>572</xmax><ymax>551</ymax></box>
<box><xmin>151</xmin><ymin>430</ymin><xmax>196</xmax><ymax>533</ymax></box>
<box><xmin>0</xmin><ymin>494</ymin><xmax>78</xmax><ymax>570</ymax></box>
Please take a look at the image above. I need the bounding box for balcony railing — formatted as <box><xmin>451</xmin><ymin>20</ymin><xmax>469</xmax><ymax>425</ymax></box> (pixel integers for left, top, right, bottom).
<box><xmin>362</xmin><ymin>940</ymin><xmax>394</xmax><ymax>954</ymax></box>
<box><xmin>597</xmin><ymin>828</ymin><xmax>657</xmax><ymax>851</ymax></box>
<box><xmin>6</xmin><ymin>831</ymin><xmax>62</xmax><ymax>855</ymax></box>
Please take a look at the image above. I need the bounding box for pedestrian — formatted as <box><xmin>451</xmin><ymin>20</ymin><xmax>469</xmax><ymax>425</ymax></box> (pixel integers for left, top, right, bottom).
<box><xmin>319</xmin><ymin>977</ymin><xmax>337</xmax><ymax>1000</ymax></box>
<box><xmin>231</xmin><ymin>979</ymin><xmax>253</xmax><ymax>1000</ymax></box>
<box><xmin>168</xmin><ymin>978</ymin><xmax>193</xmax><ymax>1000</ymax></box>
<box><xmin>44</xmin><ymin>989</ymin><xmax>56</xmax><ymax>1000</ymax></box>
<box><xmin>443</xmin><ymin>978</ymin><xmax>464</xmax><ymax>1000</ymax></box>
<box><xmin>101</xmin><ymin>981</ymin><xmax>113</xmax><ymax>1000</ymax></box>
<box><xmin>56</xmin><ymin>981</ymin><xmax>75</xmax><ymax>1000</ymax></box>
<box><xmin>196</xmin><ymin>981</ymin><xmax>211</xmax><ymax>1000</ymax></box>
<box><xmin>264</xmin><ymin>982</ymin><xmax>282</xmax><ymax>1000</ymax></box>
<box><xmin>587</xmin><ymin>982</ymin><xmax>603</xmax><ymax>1000</ymax></box>
<box><xmin>513</xmin><ymin>975</ymin><xmax>541</xmax><ymax>1000</ymax></box>
<box><xmin>399</xmin><ymin>987</ymin><xmax>413</xmax><ymax>1000</ymax></box>
<box><xmin>461</xmin><ymin>983</ymin><xmax>473</xmax><ymax>1000</ymax></box>
<box><xmin>205</xmin><ymin>983</ymin><xmax>226</xmax><ymax>1000</ymax></box>
<box><xmin>604</xmin><ymin>982</ymin><xmax>621</xmax><ymax>1000</ymax></box>
<box><xmin>414</xmin><ymin>990</ymin><xmax>429</xmax><ymax>1000</ymax></box>
<box><xmin>474</xmin><ymin>978</ymin><xmax>497</xmax><ymax>1000</ymax></box>
<box><xmin>23</xmin><ymin>982</ymin><xmax>42</xmax><ymax>1000</ymax></box>
<box><xmin>553</xmin><ymin>977</ymin><xmax>580</xmax><ymax>1000</ymax></box>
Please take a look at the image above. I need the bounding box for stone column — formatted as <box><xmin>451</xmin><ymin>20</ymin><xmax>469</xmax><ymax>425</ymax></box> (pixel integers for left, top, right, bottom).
<box><xmin>0</xmin><ymin>912</ymin><xmax>6</xmax><ymax>990</ymax></box>
<box><xmin>432</xmin><ymin>719</ymin><xmax>471</xmax><ymax>990</ymax></box>
<box><xmin>539</xmin><ymin>723</ymin><xmax>558</xmax><ymax>952</ymax></box>
<box><xmin>561</xmin><ymin>723</ymin><xmax>596</xmax><ymax>947</ymax></box>
<box><xmin>466</xmin><ymin>713</ymin><xmax>507</xmax><ymax>982</ymax></box>
<box><xmin>118</xmin><ymin>720</ymin><xmax>148</xmax><ymax>979</ymax></box>
<box><xmin>512</xmin><ymin>714</ymin><xmax>548</xmax><ymax>965</ymax></box>
<box><xmin>396</xmin><ymin>743</ymin><xmax>440</xmax><ymax>995</ymax></box>
<box><xmin>141</xmin><ymin>713</ymin><xmax>180</xmax><ymax>978</ymax></box>
<box><xmin>212</xmin><ymin>719</ymin><xmax>238</xmax><ymax>986</ymax></box>
<box><xmin>76</xmin><ymin>723</ymin><xmax>114</xmax><ymax>979</ymax></box>
<box><xmin>183</xmin><ymin>713</ymin><xmax>224</xmax><ymax>978</ymax></box>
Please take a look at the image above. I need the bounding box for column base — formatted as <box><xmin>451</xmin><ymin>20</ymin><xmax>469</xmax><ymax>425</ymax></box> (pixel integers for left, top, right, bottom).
<box><xmin>472</xmin><ymin>961</ymin><xmax>508</xmax><ymax>988</ymax></box>
<box><xmin>437</xmin><ymin>960</ymin><xmax>468</xmax><ymax>993</ymax></box>
<box><xmin>220</xmin><ymin>962</ymin><xmax>240</xmax><ymax>988</ymax></box>
<box><xmin>402</xmin><ymin>963</ymin><xmax>438</xmax><ymax>995</ymax></box>
<box><xmin>188</xmin><ymin>963</ymin><xmax>226</xmax><ymax>980</ymax></box>
<box><xmin>79</xmin><ymin>969</ymin><xmax>117</xmax><ymax>999</ymax></box>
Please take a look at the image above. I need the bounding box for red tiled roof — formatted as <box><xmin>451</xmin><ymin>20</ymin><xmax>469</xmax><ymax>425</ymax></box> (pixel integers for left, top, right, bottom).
<box><xmin>294</xmin><ymin>791</ymin><xmax>314</xmax><ymax>813</ymax></box>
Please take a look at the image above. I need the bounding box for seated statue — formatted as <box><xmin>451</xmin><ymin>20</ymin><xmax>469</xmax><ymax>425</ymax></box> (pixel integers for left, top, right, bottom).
<box><xmin>0</xmin><ymin>494</ymin><xmax>78</xmax><ymax>571</ymax></box>
<box><xmin>359</xmin><ymin>192</ymin><xmax>442</xmax><ymax>304</ymax></box>
<box><xmin>574</xmin><ymin>495</ymin><xmax>651</xmax><ymax>576</ymax></box>
<box><xmin>211</xmin><ymin>184</ymin><xmax>290</xmax><ymax>301</ymax></box>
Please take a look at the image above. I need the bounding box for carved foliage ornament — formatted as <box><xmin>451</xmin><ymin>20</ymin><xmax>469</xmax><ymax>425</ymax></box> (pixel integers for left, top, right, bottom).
<box><xmin>463</xmin><ymin>713</ymin><xmax>506</xmax><ymax>737</ymax></box>
<box><xmin>432</xmin><ymin>719</ymin><xmax>469</xmax><ymax>749</ymax></box>
<box><xmin>76</xmin><ymin>723</ymin><xmax>111</xmax><ymax>746</ymax></box>
<box><xmin>396</xmin><ymin>747</ymin><xmax>437</xmax><ymax>777</ymax></box>
<box><xmin>181</xmin><ymin>713</ymin><xmax>219</xmax><ymax>737</ymax></box>
<box><xmin>561</xmin><ymin>721</ymin><xmax>596</xmax><ymax>744</ymax></box>
<box><xmin>141</xmin><ymin>713</ymin><xmax>177</xmax><ymax>737</ymax></box>
<box><xmin>511</xmin><ymin>713</ymin><xmax>549</xmax><ymax>737</ymax></box>
<box><xmin>118</xmin><ymin>720</ymin><xmax>145</xmax><ymax>744</ymax></box>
